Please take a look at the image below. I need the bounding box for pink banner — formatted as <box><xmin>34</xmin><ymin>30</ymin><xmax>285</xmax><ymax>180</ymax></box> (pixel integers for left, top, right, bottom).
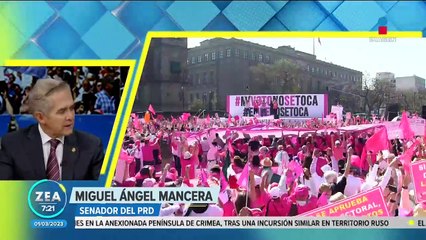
<box><xmin>301</xmin><ymin>188</ymin><xmax>389</xmax><ymax>217</ymax></box>
<box><xmin>383</xmin><ymin>118</ymin><xmax>425</xmax><ymax>139</ymax></box>
<box><xmin>410</xmin><ymin>160</ymin><xmax>426</xmax><ymax>203</ymax></box>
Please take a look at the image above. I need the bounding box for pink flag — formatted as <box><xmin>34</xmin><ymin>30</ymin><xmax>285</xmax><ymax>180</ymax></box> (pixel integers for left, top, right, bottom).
<box><xmin>360</xmin><ymin>127</ymin><xmax>390</xmax><ymax>170</ymax></box>
<box><xmin>133</xmin><ymin>117</ymin><xmax>141</xmax><ymax>131</ymax></box>
<box><xmin>365</xmin><ymin>127</ymin><xmax>389</xmax><ymax>152</ymax></box>
<box><xmin>237</xmin><ymin>163</ymin><xmax>250</xmax><ymax>189</ymax></box>
<box><xmin>220</xmin><ymin>170</ymin><xmax>228</xmax><ymax>192</ymax></box>
<box><xmin>400</xmin><ymin>111</ymin><xmax>415</xmax><ymax>140</ymax></box>
<box><xmin>120</xmin><ymin>150</ymin><xmax>133</xmax><ymax>164</ymax></box>
<box><xmin>148</xmin><ymin>104</ymin><xmax>156</xmax><ymax>115</ymax></box>
<box><xmin>288</xmin><ymin>160</ymin><xmax>303</xmax><ymax>179</ymax></box>
<box><xmin>400</xmin><ymin>140</ymin><xmax>419</xmax><ymax>173</ymax></box>
<box><xmin>200</xmin><ymin>168</ymin><xmax>209</xmax><ymax>187</ymax></box>
<box><xmin>291</xmin><ymin>136</ymin><xmax>298</xmax><ymax>145</ymax></box>
<box><xmin>317</xmin><ymin>192</ymin><xmax>328</xmax><ymax>207</ymax></box>
<box><xmin>181</xmin><ymin>113</ymin><xmax>191</xmax><ymax>121</ymax></box>
<box><xmin>206</xmin><ymin>114</ymin><xmax>211</xmax><ymax>124</ymax></box>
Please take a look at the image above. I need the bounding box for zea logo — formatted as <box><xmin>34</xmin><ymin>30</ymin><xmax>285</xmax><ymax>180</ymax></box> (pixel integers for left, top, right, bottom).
<box><xmin>28</xmin><ymin>180</ymin><xmax>67</xmax><ymax>218</ymax></box>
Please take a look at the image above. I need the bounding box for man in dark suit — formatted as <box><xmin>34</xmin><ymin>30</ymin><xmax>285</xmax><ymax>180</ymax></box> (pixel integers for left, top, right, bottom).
<box><xmin>0</xmin><ymin>78</ymin><xmax>104</xmax><ymax>180</ymax></box>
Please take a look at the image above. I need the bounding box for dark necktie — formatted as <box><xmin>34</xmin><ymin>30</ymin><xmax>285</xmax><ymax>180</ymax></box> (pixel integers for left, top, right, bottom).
<box><xmin>46</xmin><ymin>139</ymin><xmax>61</xmax><ymax>181</ymax></box>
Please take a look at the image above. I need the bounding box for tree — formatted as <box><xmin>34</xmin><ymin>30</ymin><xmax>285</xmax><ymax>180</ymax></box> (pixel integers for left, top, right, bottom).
<box><xmin>250</xmin><ymin>59</ymin><xmax>303</xmax><ymax>94</ymax></box>
<box><xmin>189</xmin><ymin>99</ymin><xmax>204</xmax><ymax>112</ymax></box>
<box><xmin>354</xmin><ymin>75</ymin><xmax>397</xmax><ymax>114</ymax></box>
<box><xmin>399</xmin><ymin>90</ymin><xmax>426</xmax><ymax>113</ymax></box>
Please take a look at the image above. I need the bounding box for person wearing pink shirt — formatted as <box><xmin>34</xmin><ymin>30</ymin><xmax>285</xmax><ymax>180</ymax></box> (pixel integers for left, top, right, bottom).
<box><xmin>297</xmin><ymin>145</ymin><xmax>307</xmax><ymax>164</ymax></box>
<box><xmin>180</xmin><ymin>151</ymin><xmax>194</xmax><ymax>179</ymax></box>
<box><xmin>253</xmin><ymin>100</ymin><xmax>259</xmax><ymax>115</ymax></box>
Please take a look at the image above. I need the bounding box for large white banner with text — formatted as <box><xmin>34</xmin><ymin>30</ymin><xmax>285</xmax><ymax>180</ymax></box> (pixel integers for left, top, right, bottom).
<box><xmin>227</xmin><ymin>94</ymin><xmax>328</xmax><ymax>118</ymax></box>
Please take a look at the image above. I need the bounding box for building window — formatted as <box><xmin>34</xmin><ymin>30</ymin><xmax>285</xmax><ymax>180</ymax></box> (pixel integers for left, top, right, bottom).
<box><xmin>211</xmin><ymin>52</ymin><xmax>216</xmax><ymax>60</ymax></box>
<box><xmin>226</xmin><ymin>48</ymin><xmax>231</xmax><ymax>57</ymax></box>
<box><xmin>204</xmin><ymin>53</ymin><xmax>209</xmax><ymax>61</ymax></box>
<box><xmin>311</xmin><ymin>67</ymin><xmax>315</xmax><ymax>73</ymax></box>
<box><xmin>258</xmin><ymin>54</ymin><xmax>263</xmax><ymax>62</ymax></box>
<box><xmin>265</xmin><ymin>55</ymin><xmax>270</xmax><ymax>63</ymax></box>
<box><xmin>209</xmin><ymin>71</ymin><xmax>214</xmax><ymax>83</ymax></box>
<box><xmin>307</xmin><ymin>66</ymin><xmax>310</xmax><ymax>71</ymax></box>
<box><xmin>251</xmin><ymin>52</ymin><xmax>255</xmax><ymax>60</ymax></box>
<box><xmin>219</xmin><ymin>50</ymin><xmax>224</xmax><ymax>58</ymax></box>
<box><xmin>196</xmin><ymin>93</ymin><xmax>200</xmax><ymax>99</ymax></box>
<box><xmin>203</xmin><ymin>72</ymin><xmax>208</xmax><ymax>83</ymax></box>
<box><xmin>197</xmin><ymin>56</ymin><xmax>202</xmax><ymax>63</ymax></box>
<box><xmin>198</xmin><ymin>75</ymin><xmax>201</xmax><ymax>84</ymax></box>
<box><xmin>195</xmin><ymin>74</ymin><xmax>199</xmax><ymax>84</ymax></box>
<box><xmin>190</xmin><ymin>94</ymin><xmax>194</xmax><ymax>103</ymax></box>
<box><xmin>187</xmin><ymin>59</ymin><xmax>189</xmax><ymax>65</ymax></box>
<box><xmin>191</xmin><ymin>57</ymin><xmax>195</xmax><ymax>64</ymax></box>
<box><xmin>235</xmin><ymin>49</ymin><xmax>240</xmax><ymax>57</ymax></box>
<box><xmin>333</xmin><ymin>72</ymin><xmax>336</xmax><ymax>77</ymax></box>
<box><xmin>244</xmin><ymin>51</ymin><xmax>248</xmax><ymax>59</ymax></box>
<box><xmin>170</xmin><ymin>61</ymin><xmax>181</xmax><ymax>74</ymax></box>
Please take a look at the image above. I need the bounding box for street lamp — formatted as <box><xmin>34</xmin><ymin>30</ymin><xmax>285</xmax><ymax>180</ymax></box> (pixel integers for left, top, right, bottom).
<box><xmin>180</xmin><ymin>86</ymin><xmax>184</xmax><ymax>111</ymax></box>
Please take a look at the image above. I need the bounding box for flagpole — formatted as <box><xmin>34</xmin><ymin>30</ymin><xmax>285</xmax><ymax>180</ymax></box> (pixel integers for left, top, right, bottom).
<box><xmin>245</xmin><ymin>165</ymin><xmax>250</xmax><ymax>207</ymax></box>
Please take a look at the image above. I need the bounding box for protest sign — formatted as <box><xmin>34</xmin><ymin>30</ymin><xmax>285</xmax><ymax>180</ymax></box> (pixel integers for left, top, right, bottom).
<box><xmin>227</xmin><ymin>94</ymin><xmax>328</xmax><ymax>118</ymax></box>
<box><xmin>301</xmin><ymin>188</ymin><xmax>389</xmax><ymax>217</ymax></box>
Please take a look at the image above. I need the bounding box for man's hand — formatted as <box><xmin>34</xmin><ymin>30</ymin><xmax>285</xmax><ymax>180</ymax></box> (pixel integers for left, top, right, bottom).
<box><xmin>239</xmin><ymin>207</ymin><xmax>251</xmax><ymax>216</ymax></box>
<box><xmin>347</xmin><ymin>147</ymin><xmax>354</xmax><ymax>157</ymax></box>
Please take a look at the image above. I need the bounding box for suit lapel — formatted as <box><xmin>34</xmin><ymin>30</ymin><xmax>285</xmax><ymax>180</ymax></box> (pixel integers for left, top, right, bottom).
<box><xmin>62</xmin><ymin>133</ymin><xmax>78</xmax><ymax>180</ymax></box>
<box><xmin>25</xmin><ymin>125</ymin><xmax>46</xmax><ymax>179</ymax></box>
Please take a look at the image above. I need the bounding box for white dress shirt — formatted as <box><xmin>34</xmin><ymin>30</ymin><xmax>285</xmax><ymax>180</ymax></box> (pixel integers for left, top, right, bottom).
<box><xmin>39</xmin><ymin>124</ymin><xmax>64</xmax><ymax>179</ymax></box>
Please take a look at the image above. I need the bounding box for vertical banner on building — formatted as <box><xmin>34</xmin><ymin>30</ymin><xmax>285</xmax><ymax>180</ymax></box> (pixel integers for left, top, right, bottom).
<box><xmin>227</xmin><ymin>94</ymin><xmax>328</xmax><ymax>118</ymax></box>
<box><xmin>410</xmin><ymin>160</ymin><xmax>426</xmax><ymax>203</ymax></box>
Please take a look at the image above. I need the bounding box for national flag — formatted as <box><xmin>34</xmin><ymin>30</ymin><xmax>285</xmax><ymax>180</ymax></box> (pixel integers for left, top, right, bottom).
<box><xmin>148</xmin><ymin>104</ymin><xmax>156</xmax><ymax>115</ymax></box>
<box><xmin>222</xmin><ymin>151</ymin><xmax>231</xmax><ymax>181</ymax></box>
<box><xmin>220</xmin><ymin>170</ymin><xmax>228</xmax><ymax>192</ymax></box>
<box><xmin>228</xmin><ymin>140</ymin><xmax>235</xmax><ymax>157</ymax></box>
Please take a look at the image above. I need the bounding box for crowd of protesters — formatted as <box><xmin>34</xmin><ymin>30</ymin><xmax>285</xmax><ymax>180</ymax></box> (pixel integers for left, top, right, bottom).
<box><xmin>0</xmin><ymin>66</ymin><xmax>128</xmax><ymax>115</ymax></box>
<box><xmin>113</xmin><ymin>109</ymin><xmax>426</xmax><ymax>217</ymax></box>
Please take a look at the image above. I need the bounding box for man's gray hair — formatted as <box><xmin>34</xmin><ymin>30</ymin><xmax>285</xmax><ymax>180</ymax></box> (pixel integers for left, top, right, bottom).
<box><xmin>25</xmin><ymin>78</ymin><xmax>70</xmax><ymax>114</ymax></box>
